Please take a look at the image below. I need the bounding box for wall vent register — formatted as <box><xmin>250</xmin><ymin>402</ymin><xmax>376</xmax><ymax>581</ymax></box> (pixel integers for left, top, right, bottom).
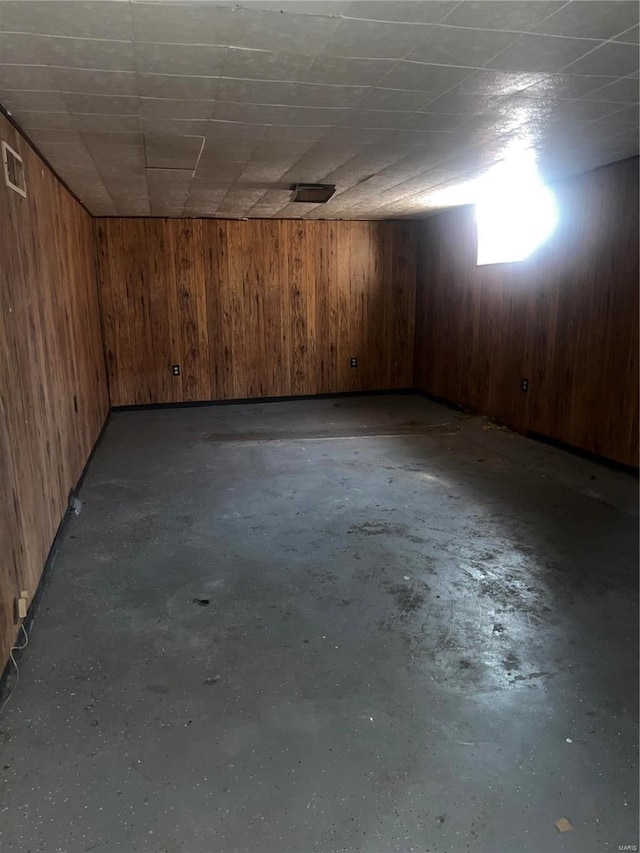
<box><xmin>291</xmin><ymin>183</ymin><xmax>336</xmax><ymax>204</ymax></box>
<box><xmin>2</xmin><ymin>141</ymin><xmax>26</xmax><ymax>198</ymax></box>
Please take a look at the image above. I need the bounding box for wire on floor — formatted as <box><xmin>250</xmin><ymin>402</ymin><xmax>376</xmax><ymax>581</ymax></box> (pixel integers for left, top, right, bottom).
<box><xmin>0</xmin><ymin>623</ymin><xmax>29</xmax><ymax>715</ymax></box>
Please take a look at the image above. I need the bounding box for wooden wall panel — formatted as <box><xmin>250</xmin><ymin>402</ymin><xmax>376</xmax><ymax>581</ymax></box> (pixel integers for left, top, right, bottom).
<box><xmin>414</xmin><ymin>157</ymin><xmax>639</xmax><ymax>467</ymax></box>
<box><xmin>0</xmin><ymin>113</ymin><xmax>109</xmax><ymax>672</ymax></box>
<box><xmin>96</xmin><ymin>218</ymin><xmax>417</xmax><ymax>406</ymax></box>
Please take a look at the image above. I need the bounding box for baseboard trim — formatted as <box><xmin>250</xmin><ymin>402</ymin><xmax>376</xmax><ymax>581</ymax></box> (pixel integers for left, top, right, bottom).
<box><xmin>413</xmin><ymin>389</ymin><xmax>638</xmax><ymax>475</ymax></box>
<box><xmin>0</xmin><ymin>410</ymin><xmax>112</xmax><ymax>703</ymax></box>
<box><xmin>525</xmin><ymin>430</ymin><xmax>639</xmax><ymax>477</ymax></box>
<box><xmin>111</xmin><ymin>388</ymin><xmax>415</xmax><ymax>412</ymax></box>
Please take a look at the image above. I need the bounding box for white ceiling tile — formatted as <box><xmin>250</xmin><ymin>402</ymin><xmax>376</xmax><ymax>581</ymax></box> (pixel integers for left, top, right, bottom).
<box><xmin>324</xmin><ymin>18</ymin><xmax>433</xmax><ymax>59</ymax></box>
<box><xmin>135</xmin><ymin>42</ymin><xmax>227</xmax><ymax>76</ymax></box>
<box><xmin>301</xmin><ymin>55</ymin><xmax>394</xmax><ymax>86</ymax></box>
<box><xmin>99</xmin><ymin>164</ymin><xmax>148</xmax><ymax>179</ymax></box>
<box><xmin>339</xmin><ymin>109</ymin><xmax>415</xmax><ymax>129</ymax></box>
<box><xmin>533</xmin><ymin>1</ymin><xmax>638</xmax><ymax>40</ymax></box>
<box><xmin>83</xmin><ymin>199</ymin><xmax>118</xmax><ymax>215</ymax></box>
<box><xmin>200</xmin><ymin>138</ymin><xmax>258</xmax><ymax>162</ymax></box>
<box><xmin>579</xmin><ymin>76</ymin><xmax>639</xmax><ymax>103</ymax></box>
<box><xmin>207</xmin><ymin>120</ymin><xmax>270</xmax><ymax>141</ymax></box>
<box><xmin>133</xmin><ymin>4</ymin><xmax>338</xmax><ymax>53</ymax></box>
<box><xmin>149</xmin><ymin>159</ymin><xmax>198</xmax><ymax>171</ymax></box>
<box><xmin>281</xmin><ymin>142</ymin><xmax>362</xmax><ymax>182</ymax></box>
<box><xmin>138</xmin><ymin>74</ymin><xmax>221</xmax><ymax>100</ymax></box>
<box><xmin>147</xmin><ymin>168</ymin><xmax>192</xmax><ymax>190</ymax></box>
<box><xmin>140</xmin><ymin>98</ymin><xmax>214</xmax><ymax>119</ymax></box>
<box><xmin>443</xmin><ymin>2</ymin><xmax>565</xmax><ymax>32</ymax></box>
<box><xmin>344</xmin><ymin>2</ymin><xmax>459</xmax><ymax>24</ymax></box>
<box><xmin>194</xmin><ymin>162</ymin><xmax>246</xmax><ymax>183</ymax></box>
<box><xmin>486</xmin><ymin>34</ymin><xmax>597</xmax><ymax>72</ymax></box>
<box><xmin>184</xmin><ymin>201</ymin><xmax>224</xmax><ymax>216</ymax></box>
<box><xmin>0</xmin><ymin>33</ymin><xmax>50</xmax><ymax>65</ymax></box>
<box><xmin>211</xmin><ymin>101</ymin><xmax>348</xmax><ymax>125</ymax></box>
<box><xmin>0</xmin><ymin>64</ymin><xmax>59</xmax><ymax>91</ymax></box>
<box><xmin>1</xmin><ymin>0</ymin><xmax>637</xmax><ymax>217</ymax></box>
<box><xmin>606</xmin><ymin>103</ymin><xmax>639</xmax><ymax>125</ymax></box>
<box><xmin>222</xmin><ymin>48</ymin><xmax>312</xmax><ymax>82</ymax></box>
<box><xmin>321</xmin><ymin>126</ymin><xmax>390</xmax><ymax>144</ymax></box>
<box><xmin>53</xmin><ymin>68</ymin><xmax>138</xmax><ymax>95</ymax></box>
<box><xmin>251</xmin><ymin>139</ymin><xmax>315</xmax><ymax>160</ymax></box>
<box><xmin>219</xmin><ymin>187</ymin><xmax>265</xmax><ymax>205</ymax></box>
<box><xmin>130</xmin><ymin>3</ymin><xmax>229</xmax><ymax>45</ymax></box>
<box><xmin>2</xmin><ymin>89</ymin><xmax>68</xmax><ymax>112</ymax></box>
<box><xmin>615</xmin><ymin>24</ymin><xmax>640</xmax><ymax>43</ymax></box>
<box><xmin>522</xmin><ymin>73</ymin><xmax>616</xmax><ymax>99</ymax></box>
<box><xmin>65</xmin><ymin>92</ymin><xmax>140</xmax><ymax>115</ymax></box>
<box><xmin>379</xmin><ymin>61</ymin><xmax>474</xmax><ymax>91</ymax></box>
<box><xmin>401</xmin><ymin>112</ymin><xmax>466</xmax><ymax>132</ymax></box>
<box><xmin>265</xmin><ymin>125</ymin><xmax>330</xmax><ymax>142</ymax></box>
<box><xmin>231</xmin><ymin>2</ymin><xmax>348</xmax><ymax>16</ymax></box>
<box><xmin>83</xmin><ymin>132</ymin><xmax>146</xmax><ymax>164</ymax></box>
<box><xmin>358</xmin><ymin>87</ymin><xmax>432</xmax><ymax>111</ymax></box>
<box><xmin>145</xmin><ymin>134</ymin><xmax>203</xmax><ymax>169</ymax></box>
<box><xmin>559</xmin><ymin>99</ymin><xmax>626</xmax><ymax>122</ymax></box>
<box><xmin>373</xmin><ymin>127</ymin><xmax>452</xmax><ymax>145</ymax></box>
<box><xmin>28</xmin><ymin>128</ymin><xmax>84</xmax><ymax>146</ymax></box>
<box><xmin>0</xmin><ymin>1</ymin><xmax>133</xmax><ymax>40</ymax></box>
<box><xmin>562</xmin><ymin>41</ymin><xmax>640</xmax><ymax>77</ymax></box>
<box><xmin>142</xmin><ymin>118</ymin><xmax>208</xmax><ymax>136</ymax></box>
<box><xmin>47</xmin><ymin>36</ymin><xmax>136</xmax><ymax>72</ymax></box>
<box><xmin>246</xmin><ymin>189</ymin><xmax>289</xmax><ymax>206</ymax></box>
<box><xmin>74</xmin><ymin>114</ymin><xmax>142</xmax><ymax>133</ymax></box>
<box><xmin>423</xmin><ymin>90</ymin><xmax>503</xmax><ymax>115</ymax></box>
<box><xmin>36</xmin><ymin>141</ymin><xmax>96</xmax><ymax>169</ymax></box>
<box><xmin>324</xmin><ymin>148</ymin><xmax>407</xmax><ymax>184</ymax></box>
<box><xmin>239</xmin><ymin>160</ymin><xmax>290</xmax><ymax>183</ymax></box>
<box><xmin>216</xmin><ymin>78</ymin><xmax>369</xmax><ymax>109</ymax></box>
<box><xmin>223</xmin><ymin>8</ymin><xmax>340</xmax><ymax>54</ymax></box>
<box><xmin>109</xmin><ymin>191</ymin><xmax>151</xmax><ymax>216</ymax></box>
<box><xmin>408</xmin><ymin>26</ymin><xmax>520</xmax><ymax>67</ymax></box>
<box><xmin>150</xmin><ymin>192</ymin><xmax>190</xmax><ymax>217</ymax></box>
<box><xmin>10</xmin><ymin>110</ymin><xmax>75</xmax><ymax>131</ymax></box>
<box><xmin>456</xmin><ymin>69</ymin><xmax>544</xmax><ymax>95</ymax></box>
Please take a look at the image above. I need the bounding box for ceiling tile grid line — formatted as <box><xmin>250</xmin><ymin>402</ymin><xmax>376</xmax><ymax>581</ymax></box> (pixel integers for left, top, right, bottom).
<box><xmin>0</xmin><ymin>0</ymin><xmax>636</xmax><ymax>218</ymax></box>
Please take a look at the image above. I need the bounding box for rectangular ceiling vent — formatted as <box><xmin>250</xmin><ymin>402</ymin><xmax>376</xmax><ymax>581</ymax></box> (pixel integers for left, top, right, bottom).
<box><xmin>2</xmin><ymin>141</ymin><xmax>26</xmax><ymax>198</ymax></box>
<box><xmin>291</xmin><ymin>183</ymin><xmax>335</xmax><ymax>204</ymax></box>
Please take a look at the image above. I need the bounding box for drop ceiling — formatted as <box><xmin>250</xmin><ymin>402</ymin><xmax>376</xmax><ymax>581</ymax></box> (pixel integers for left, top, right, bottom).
<box><xmin>0</xmin><ymin>0</ymin><xmax>637</xmax><ymax>219</ymax></box>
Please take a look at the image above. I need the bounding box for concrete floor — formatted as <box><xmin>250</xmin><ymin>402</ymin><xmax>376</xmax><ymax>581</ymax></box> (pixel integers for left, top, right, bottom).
<box><xmin>0</xmin><ymin>394</ymin><xmax>637</xmax><ymax>853</ymax></box>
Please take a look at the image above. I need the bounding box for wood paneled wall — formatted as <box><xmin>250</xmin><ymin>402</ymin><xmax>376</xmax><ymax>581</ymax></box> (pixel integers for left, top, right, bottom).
<box><xmin>96</xmin><ymin>219</ymin><xmax>417</xmax><ymax>406</ymax></box>
<box><xmin>414</xmin><ymin>157</ymin><xmax>639</xmax><ymax>467</ymax></box>
<box><xmin>0</xmin><ymin>113</ymin><xmax>109</xmax><ymax>672</ymax></box>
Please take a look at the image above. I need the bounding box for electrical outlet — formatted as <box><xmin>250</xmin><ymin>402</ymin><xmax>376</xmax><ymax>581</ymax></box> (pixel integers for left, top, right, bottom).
<box><xmin>521</xmin><ymin>377</ymin><xmax>529</xmax><ymax>392</ymax></box>
<box><xmin>172</xmin><ymin>364</ymin><xmax>181</xmax><ymax>376</ymax></box>
<box><xmin>15</xmin><ymin>596</ymin><xmax>27</xmax><ymax>620</ymax></box>
<box><xmin>350</xmin><ymin>357</ymin><xmax>358</xmax><ymax>368</ymax></box>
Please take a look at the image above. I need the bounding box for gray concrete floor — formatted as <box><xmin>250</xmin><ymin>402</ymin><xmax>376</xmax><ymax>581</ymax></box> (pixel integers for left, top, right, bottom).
<box><xmin>0</xmin><ymin>394</ymin><xmax>638</xmax><ymax>853</ymax></box>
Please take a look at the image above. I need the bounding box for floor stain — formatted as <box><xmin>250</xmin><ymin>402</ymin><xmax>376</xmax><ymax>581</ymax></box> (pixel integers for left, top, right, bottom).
<box><xmin>383</xmin><ymin>581</ymin><xmax>428</xmax><ymax>616</ymax></box>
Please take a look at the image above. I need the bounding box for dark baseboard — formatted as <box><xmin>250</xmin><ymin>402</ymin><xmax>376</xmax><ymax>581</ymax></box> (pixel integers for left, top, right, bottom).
<box><xmin>525</xmin><ymin>431</ymin><xmax>638</xmax><ymax>477</ymax></box>
<box><xmin>112</xmin><ymin>388</ymin><xmax>415</xmax><ymax>412</ymax></box>
<box><xmin>0</xmin><ymin>410</ymin><xmax>111</xmax><ymax>704</ymax></box>
<box><xmin>411</xmin><ymin>388</ymin><xmax>472</xmax><ymax>416</ymax></box>
<box><xmin>413</xmin><ymin>388</ymin><xmax>638</xmax><ymax>476</ymax></box>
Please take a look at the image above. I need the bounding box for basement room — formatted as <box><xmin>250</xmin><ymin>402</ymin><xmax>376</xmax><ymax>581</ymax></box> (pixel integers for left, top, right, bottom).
<box><xmin>0</xmin><ymin>1</ymin><xmax>638</xmax><ymax>851</ymax></box>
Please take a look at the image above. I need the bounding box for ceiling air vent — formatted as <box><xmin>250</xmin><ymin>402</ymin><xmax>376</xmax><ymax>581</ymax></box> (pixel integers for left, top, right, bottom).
<box><xmin>2</xmin><ymin>141</ymin><xmax>26</xmax><ymax>198</ymax></box>
<box><xmin>291</xmin><ymin>183</ymin><xmax>335</xmax><ymax>204</ymax></box>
